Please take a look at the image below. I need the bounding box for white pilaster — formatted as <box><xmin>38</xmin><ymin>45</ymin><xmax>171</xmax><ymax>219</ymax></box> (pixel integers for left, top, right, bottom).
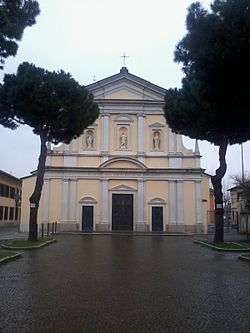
<box><xmin>176</xmin><ymin>134</ymin><xmax>182</xmax><ymax>153</ymax></box>
<box><xmin>102</xmin><ymin>114</ymin><xmax>109</xmax><ymax>152</ymax></box>
<box><xmin>100</xmin><ymin>180</ymin><xmax>108</xmax><ymax>224</ymax></box>
<box><xmin>137</xmin><ymin>115</ymin><xmax>145</xmax><ymax>153</ymax></box>
<box><xmin>62</xmin><ymin>179</ymin><xmax>69</xmax><ymax>223</ymax></box>
<box><xmin>71</xmin><ymin>139</ymin><xmax>78</xmax><ymax>153</ymax></box>
<box><xmin>169</xmin><ymin>180</ymin><xmax>176</xmax><ymax>224</ymax></box>
<box><xmin>69</xmin><ymin>180</ymin><xmax>77</xmax><ymax>224</ymax></box>
<box><xmin>101</xmin><ymin>156</ymin><xmax>109</xmax><ymax>164</ymax></box>
<box><xmin>177</xmin><ymin>180</ymin><xmax>183</xmax><ymax>224</ymax></box>
<box><xmin>45</xmin><ymin>156</ymin><xmax>51</xmax><ymax>166</ymax></box>
<box><xmin>195</xmin><ymin>140</ymin><xmax>201</xmax><ymax>168</ymax></box>
<box><xmin>195</xmin><ymin>180</ymin><xmax>202</xmax><ymax>224</ymax></box>
<box><xmin>43</xmin><ymin>179</ymin><xmax>50</xmax><ymax>223</ymax></box>
<box><xmin>137</xmin><ymin>180</ymin><xmax>144</xmax><ymax>223</ymax></box>
<box><xmin>168</xmin><ymin>128</ymin><xmax>175</xmax><ymax>153</ymax></box>
<box><xmin>63</xmin><ymin>144</ymin><xmax>70</xmax><ymax>153</ymax></box>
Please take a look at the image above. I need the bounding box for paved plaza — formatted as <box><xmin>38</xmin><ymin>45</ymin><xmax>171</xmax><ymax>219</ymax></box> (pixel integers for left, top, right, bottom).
<box><xmin>0</xmin><ymin>232</ymin><xmax>250</xmax><ymax>333</ymax></box>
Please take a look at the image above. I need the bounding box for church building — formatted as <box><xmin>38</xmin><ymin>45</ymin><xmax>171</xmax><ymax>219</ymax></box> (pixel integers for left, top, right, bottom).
<box><xmin>20</xmin><ymin>67</ymin><xmax>210</xmax><ymax>233</ymax></box>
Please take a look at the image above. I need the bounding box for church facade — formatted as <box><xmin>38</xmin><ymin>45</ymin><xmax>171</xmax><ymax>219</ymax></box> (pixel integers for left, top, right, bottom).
<box><xmin>20</xmin><ymin>67</ymin><xmax>210</xmax><ymax>233</ymax></box>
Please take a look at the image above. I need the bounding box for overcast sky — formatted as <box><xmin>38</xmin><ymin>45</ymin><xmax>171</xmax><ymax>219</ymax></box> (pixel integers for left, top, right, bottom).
<box><xmin>0</xmin><ymin>0</ymin><xmax>249</xmax><ymax>184</ymax></box>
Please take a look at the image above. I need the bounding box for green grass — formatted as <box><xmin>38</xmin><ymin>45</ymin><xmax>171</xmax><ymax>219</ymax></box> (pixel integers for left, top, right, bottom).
<box><xmin>202</xmin><ymin>240</ymin><xmax>248</xmax><ymax>249</ymax></box>
<box><xmin>0</xmin><ymin>251</ymin><xmax>18</xmax><ymax>260</ymax></box>
<box><xmin>2</xmin><ymin>238</ymin><xmax>55</xmax><ymax>250</ymax></box>
<box><xmin>9</xmin><ymin>239</ymin><xmax>46</xmax><ymax>247</ymax></box>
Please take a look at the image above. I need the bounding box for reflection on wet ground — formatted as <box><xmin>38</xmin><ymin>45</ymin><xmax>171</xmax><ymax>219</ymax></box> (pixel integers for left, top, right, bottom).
<box><xmin>0</xmin><ymin>235</ymin><xmax>250</xmax><ymax>333</ymax></box>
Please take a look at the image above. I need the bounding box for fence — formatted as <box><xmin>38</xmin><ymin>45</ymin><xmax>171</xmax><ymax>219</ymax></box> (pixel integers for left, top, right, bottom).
<box><xmin>40</xmin><ymin>222</ymin><xmax>58</xmax><ymax>238</ymax></box>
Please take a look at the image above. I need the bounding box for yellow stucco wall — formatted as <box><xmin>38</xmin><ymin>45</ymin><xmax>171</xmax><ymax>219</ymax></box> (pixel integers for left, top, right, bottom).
<box><xmin>77</xmin><ymin>180</ymin><xmax>100</xmax><ymax>225</ymax></box>
<box><xmin>145</xmin><ymin>180</ymin><xmax>168</xmax><ymax>226</ymax></box>
<box><xmin>146</xmin><ymin>158</ymin><xmax>168</xmax><ymax>168</ymax></box>
<box><xmin>48</xmin><ymin>179</ymin><xmax>62</xmax><ymax>223</ymax></box>
<box><xmin>77</xmin><ymin>156</ymin><xmax>100</xmax><ymax>167</ymax></box>
<box><xmin>50</xmin><ymin>156</ymin><xmax>64</xmax><ymax>167</ymax></box>
<box><xmin>105</xmin><ymin>89</ymin><xmax>143</xmax><ymax>100</ymax></box>
<box><xmin>183</xmin><ymin>158</ymin><xmax>195</xmax><ymax>168</ymax></box>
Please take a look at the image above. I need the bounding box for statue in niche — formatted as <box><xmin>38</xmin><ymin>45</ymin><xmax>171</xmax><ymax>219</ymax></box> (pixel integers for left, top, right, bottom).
<box><xmin>153</xmin><ymin>131</ymin><xmax>160</xmax><ymax>150</ymax></box>
<box><xmin>120</xmin><ymin>131</ymin><xmax>127</xmax><ymax>149</ymax></box>
<box><xmin>86</xmin><ymin>131</ymin><xmax>93</xmax><ymax>148</ymax></box>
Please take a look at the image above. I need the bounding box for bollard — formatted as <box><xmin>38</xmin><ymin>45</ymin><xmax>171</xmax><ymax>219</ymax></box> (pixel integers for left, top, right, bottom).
<box><xmin>41</xmin><ymin>223</ymin><xmax>44</xmax><ymax>238</ymax></box>
<box><xmin>55</xmin><ymin>221</ymin><xmax>57</xmax><ymax>233</ymax></box>
<box><xmin>52</xmin><ymin>222</ymin><xmax>54</xmax><ymax>235</ymax></box>
<box><xmin>47</xmin><ymin>223</ymin><xmax>50</xmax><ymax>237</ymax></box>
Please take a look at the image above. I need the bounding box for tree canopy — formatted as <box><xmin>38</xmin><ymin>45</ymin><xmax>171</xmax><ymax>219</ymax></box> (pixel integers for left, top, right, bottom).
<box><xmin>164</xmin><ymin>0</ymin><xmax>250</xmax><ymax>242</ymax></box>
<box><xmin>164</xmin><ymin>0</ymin><xmax>250</xmax><ymax>145</ymax></box>
<box><xmin>2</xmin><ymin>62</ymin><xmax>99</xmax><ymax>143</ymax></box>
<box><xmin>1</xmin><ymin>62</ymin><xmax>99</xmax><ymax>240</ymax></box>
<box><xmin>0</xmin><ymin>0</ymin><xmax>40</xmax><ymax>69</ymax></box>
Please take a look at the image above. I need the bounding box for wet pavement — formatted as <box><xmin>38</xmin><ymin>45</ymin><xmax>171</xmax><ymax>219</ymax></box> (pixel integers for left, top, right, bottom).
<box><xmin>0</xmin><ymin>225</ymin><xmax>25</xmax><ymax>243</ymax></box>
<box><xmin>0</xmin><ymin>234</ymin><xmax>250</xmax><ymax>333</ymax></box>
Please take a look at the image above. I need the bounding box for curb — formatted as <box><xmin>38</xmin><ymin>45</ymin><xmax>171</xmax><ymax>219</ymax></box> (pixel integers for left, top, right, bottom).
<box><xmin>239</xmin><ymin>254</ymin><xmax>250</xmax><ymax>261</ymax></box>
<box><xmin>1</xmin><ymin>238</ymin><xmax>56</xmax><ymax>250</ymax></box>
<box><xmin>0</xmin><ymin>252</ymin><xmax>22</xmax><ymax>264</ymax></box>
<box><xmin>56</xmin><ymin>232</ymin><xmax>193</xmax><ymax>237</ymax></box>
<box><xmin>193</xmin><ymin>240</ymin><xmax>250</xmax><ymax>252</ymax></box>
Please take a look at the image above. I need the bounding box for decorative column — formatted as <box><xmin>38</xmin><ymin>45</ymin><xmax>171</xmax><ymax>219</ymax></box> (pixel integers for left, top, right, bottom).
<box><xmin>45</xmin><ymin>143</ymin><xmax>51</xmax><ymax>166</ymax></box>
<box><xmin>69</xmin><ymin>180</ymin><xmax>77</xmax><ymax>224</ymax></box>
<box><xmin>194</xmin><ymin>140</ymin><xmax>201</xmax><ymax>168</ymax></box>
<box><xmin>137</xmin><ymin>180</ymin><xmax>145</xmax><ymax>225</ymax></box>
<box><xmin>195</xmin><ymin>180</ymin><xmax>202</xmax><ymax>224</ymax></box>
<box><xmin>137</xmin><ymin>115</ymin><xmax>145</xmax><ymax>163</ymax></box>
<box><xmin>61</xmin><ymin>179</ymin><xmax>69</xmax><ymax>224</ymax></box>
<box><xmin>177</xmin><ymin>180</ymin><xmax>183</xmax><ymax>224</ymax></box>
<box><xmin>169</xmin><ymin>180</ymin><xmax>176</xmax><ymax>224</ymax></box>
<box><xmin>43</xmin><ymin>179</ymin><xmax>50</xmax><ymax>223</ymax></box>
<box><xmin>63</xmin><ymin>144</ymin><xmax>70</xmax><ymax>153</ymax></box>
<box><xmin>100</xmin><ymin>180</ymin><xmax>109</xmax><ymax>227</ymax></box>
<box><xmin>102</xmin><ymin>114</ymin><xmax>109</xmax><ymax>151</ymax></box>
<box><xmin>176</xmin><ymin>134</ymin><xmax>182</xmax><ymax>153</ymax></box>
<box><xmin>71</xmin><ymin>139</ymin><xmax>78</xmax><ymax>153</ymax></box>
<box><xmin>168</xmin><ymin>129</ymin><xmax>175</xmax><ymax>153</ymax></box>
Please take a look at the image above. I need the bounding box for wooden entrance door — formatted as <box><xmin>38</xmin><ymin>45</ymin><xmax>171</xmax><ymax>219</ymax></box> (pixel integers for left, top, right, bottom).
<box><xmin>82</xmin><ymin>206</ymin><xmax>93</xmax><ymax>231</ymax></box>
<box><xmin>152</xmin><ymin>207</ymin><xmax>163</xmax><ymax>231</ymax></box>
<box><xmin>112</xmin><ymin>194</ymin><xmax>133</xmax><ymax>231</ymax></box>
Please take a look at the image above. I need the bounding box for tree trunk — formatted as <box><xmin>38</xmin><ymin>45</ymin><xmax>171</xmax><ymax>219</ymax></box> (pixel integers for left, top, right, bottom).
<box><xmin>28</xmin><ymin>133</ymin><xmax>48</xmax><ymax>241</ymax></box>
<box><xmin>246</xmin><ymin>214</ymin><xmax>249</xmax><ymax>242</ymax></box>
<box><xmin>211</xmin><ymin>139</ymin><xmax>228</xmax><ymax>243</ymax></box>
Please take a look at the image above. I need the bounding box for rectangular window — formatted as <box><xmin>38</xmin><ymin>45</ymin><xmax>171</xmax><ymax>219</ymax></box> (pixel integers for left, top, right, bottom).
<box><xmin>9</xmin><ymin>207</ymin><xmax>14</xmax><ymax>220</ymax></box>
<box><xmin>0</xmin><ymin>183</ymin><xmax>3</xmax><ymax>196</ymax></box>
<box><xmin>10</xmin><ymin>187</ymin><xmax>15</xmax><ymax>199</ymax></box>
<box><xmin>4</xmin><ymin>207</ymin><xmax>8</xmax><ymax>220</ymax></box>
<box><xmin>2</xmin><ymin>185</ymin><xmax>9</xmax><ymax>198</ymax></box>
<box><xmin>0</xmin><ymin>206</ymin><xmax>3</xmax><ymax>220</ymax></box>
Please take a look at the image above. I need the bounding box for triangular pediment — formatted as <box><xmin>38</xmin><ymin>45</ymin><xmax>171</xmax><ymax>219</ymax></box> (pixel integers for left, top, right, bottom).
<box><xmin>109</xmin><ymin>184</ymin><xmax>136</xmax><ymax>192</ymax></box>
<box><xmin>149</xmin><ymin>122</ymin><xmax>165</xmax><ymax>128</ymax></box>
<box><xmin>87</xmin><ymin>68</ymin><xmax>166</xmax><ymax>101</ymax></box>
<box><xmin>105</xmin><ymin>87</ymin><xmax>143</xmax><ymax>100</ymax></box>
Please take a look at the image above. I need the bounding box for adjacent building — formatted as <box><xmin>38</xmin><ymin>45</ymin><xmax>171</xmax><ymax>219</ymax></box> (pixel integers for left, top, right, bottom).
<box><xmin>20</xmin><ymin>67</ymin><xmax>211</xmax><ymax>233</ymax></box>
<box><xmin>0</xmin><ymin>169</ymin><xmax>22</xmax><ymax>226</ymax></box>
<box><xmin>228</xmin><ymin>181</ymin><xmax>250</xmax><ymax>231</ymax></box>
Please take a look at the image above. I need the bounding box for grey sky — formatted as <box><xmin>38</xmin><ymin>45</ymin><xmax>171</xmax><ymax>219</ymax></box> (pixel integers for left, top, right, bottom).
<box><xmin>0</xmin><ymin>0</ymin><xmax>249</xmax><ymax>183</ymax></box>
